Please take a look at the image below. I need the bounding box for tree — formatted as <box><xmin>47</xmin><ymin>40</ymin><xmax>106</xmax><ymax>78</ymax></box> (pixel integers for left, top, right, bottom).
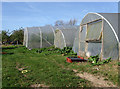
<box><xmin>55</xmin><ymin>20</ymin><xmax>64</xmax><ymax>26</ymax></box>
<box><xmin>2</xmin><ymin>30</ymin><xmax>9</xmax><ymax>44</ymax></box>
<box><xmin>68</xmin><ymin>19</ymin><xmax>77</xmax><ymax>26</ymax></box>
<box><xmin>10</xmin><ymin>27</ymin><xmax>24</xmax><ymax>44</ymax></box>
<box><xmin>54</xmin><ymin>19</ymin><xmax>78</xmax><ymax>26</ymax></box>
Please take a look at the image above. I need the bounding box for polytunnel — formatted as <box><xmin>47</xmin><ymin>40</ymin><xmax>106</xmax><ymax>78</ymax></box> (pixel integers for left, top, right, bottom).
<box><xmin>73</xmin><ymin>13</ymin><xmax>120</xmax><ymax>60</ymax></box>
<box><xmin>23</xmin><ymin>25</ymin><xmax>55</xmax><ymax>49</ymax></box>
<box><xmin>54</xmin><ymin>26</ymin><xmax>79</xmax><ymax>49</ymax></box>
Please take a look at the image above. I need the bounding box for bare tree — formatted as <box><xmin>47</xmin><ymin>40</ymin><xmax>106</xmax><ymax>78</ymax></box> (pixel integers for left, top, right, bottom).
<box><xmin>54</xmin><ymin>19</ymin><xmax>78</xmax><ymax>26</ymax></box>
<box><xmin>55</xmin><ymin>20</ymin><xmax>64</xmax><ymax>26</ymax></box>
<box><xmin>69</xmin><ymin>19</ymin><xmax>73</xmax><ymax>25</ymax></box>
<box><xmin>69</xmin><ymin>19</ymin><xmax>77</xmax><ymax>25</ymax></box>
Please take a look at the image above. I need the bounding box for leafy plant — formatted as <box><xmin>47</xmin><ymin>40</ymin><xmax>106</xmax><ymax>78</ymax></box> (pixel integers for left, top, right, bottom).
<box><xmin>118</xmin><ymin>62</ymin><xmax>120</xmax><ymax>66</ymax></box>
<box><xmin>35</xmin><ymin>46</ymin><xmax>77</xmax><ymax>56</ymax></box>
<box><xmin>88</xmin><ymin>54</ymin><xmax>99</xmax><ymax>64</ymax></box>
<box><xmin>88</xmin><ymin>55</ymin><xmax>111</xmax><ymax>66</ymax></box>
<box><xmin>59</xmin><ymin>47</ymin><xmax>77</xmax><ymax>56</ymax></box>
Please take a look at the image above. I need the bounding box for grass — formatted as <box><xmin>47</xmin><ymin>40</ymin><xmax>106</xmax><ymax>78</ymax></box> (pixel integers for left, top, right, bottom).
<box><xmin>2</xmin><ymin>45</ymin><xmax>91</xmax><ymax>87</ymax></box>
<box><xmin>65</xmin><ymin>59</ymin><xmax>118</xmax><ymax>85</ymax></box>
<box><xmin>2</xmin><ymin>45</ymin><xmax>119</xmax><ymax>87</ymax></box>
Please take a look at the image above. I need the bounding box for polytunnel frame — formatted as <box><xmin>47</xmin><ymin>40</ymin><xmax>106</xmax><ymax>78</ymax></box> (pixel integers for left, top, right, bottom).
<box><xmin>54</xmin><ymin>28</ymin><xmax>67</xmax><ymax>48</ymax></box>
<box><xmin>38</xmin><ymin>27</ymin><xmax>52</xmax><ymax>48</ymax></box>
<box><xmin>24</xmin><ymin>27</ymin><xmax>29</xmax><ymax>48</ymax></box>
<box><xmin>79</xmin><ymin>12</ymin><xmax>119</xmax><ymax>60</ymax></box>
<box><xmin>38</xmin><ymin>26</ymin><xmax>55</xmax><ymax>48</ymax></box>
<box><xmin>38</xmin><ymin>27</ymin><xmax>42</xmax><ymax>48</ymax></box>
<box><xmin>54</xmin><ymin>25</ymin><xmax>79</xmax><ymax>49</ymax></box>
<box><xmin>24</xmin><ymin>25</ymin><xmax>55</xmax><ymax>49</ymax></box>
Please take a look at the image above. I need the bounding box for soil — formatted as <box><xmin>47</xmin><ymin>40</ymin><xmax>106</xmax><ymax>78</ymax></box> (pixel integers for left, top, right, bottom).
<box><xmin>73</xmin><ymin>69</ymin><xmax>117</xmax><ymax>87</ymax></box>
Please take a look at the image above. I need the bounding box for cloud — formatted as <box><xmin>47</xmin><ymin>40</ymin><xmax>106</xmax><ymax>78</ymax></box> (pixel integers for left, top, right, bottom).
<box><xmin>81</xmin><ymin>9</ymin><xmax>88</xmax><ymax>13</ymax></box>
<box><xmin>25</xmin><ymin>2</ymin><xmax>42</xmax><ymax>13</ymax></box>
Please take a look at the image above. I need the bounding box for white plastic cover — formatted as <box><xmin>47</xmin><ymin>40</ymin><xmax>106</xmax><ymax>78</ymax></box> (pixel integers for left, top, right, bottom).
<box><xmin>73</xmin><ymin>13</ymin><xmax>119</xmax><ymax>60</ymax></box>
<box><xmin>24</xmin><ymin>25</ymin><xmax>55</xmax><ymax>49</ymax></box>
<box><xmin>103</xmin><ymin>20</ymin><xmax>119</xmax><ymax>60</ymax></box>
<box><xmin>54</xmin><ymin>26</ymin><xmax>78</xmax><ymax>49</ymax></box>
<box><xmin>86</xmin><ymin>20</ymin><xmax>102</xmax><ymax>40</ymax></box>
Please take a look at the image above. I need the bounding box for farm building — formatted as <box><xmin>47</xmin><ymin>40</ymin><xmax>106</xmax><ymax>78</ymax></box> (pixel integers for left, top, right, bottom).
<box><xmin>73</xmin><ymin>13</ymin><xmax>119</xmax><ymax>60</ymax></box>
<box><xmin>23</xmin><ymin>25</ymin><xmax>55</xmax><ymax>49</ymax></box>
<box><xmin>54</xmin><ymin>26</ymin><xmax>78</xmax><ymax>49</ymax></box>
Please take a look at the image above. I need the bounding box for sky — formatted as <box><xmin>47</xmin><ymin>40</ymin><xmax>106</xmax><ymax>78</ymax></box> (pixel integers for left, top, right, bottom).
<box><xmin>2</xmin><ymin>2</ymin><xmax>118</xmax><ymax>31</ymax></box>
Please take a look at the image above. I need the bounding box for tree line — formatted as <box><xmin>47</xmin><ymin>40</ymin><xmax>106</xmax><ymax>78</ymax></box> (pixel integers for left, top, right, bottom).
<box><xmin>54</xmin><ymin>19</ymin><xmax>77</xmax><ymax>26</ymax></box>
<box><xmin>1</xmin><ymin>27</ymin><xmax>24</xmax><ymax>45</ymax></box>
<box><xmin>1</xmin><ymin>19</ymin><xmax>78</xmax><ymax>45</ymax></box>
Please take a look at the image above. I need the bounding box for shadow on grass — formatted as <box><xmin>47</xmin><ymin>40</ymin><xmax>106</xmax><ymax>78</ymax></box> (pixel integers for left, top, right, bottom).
<box><xmin>1</xmin><ymin>52</ymin><xmax>14</xmax><ymax>55</ymax></box>
<box><xmin>118</xmin><ymin>66</ymin><xmax>120</xmax><ymax>87</ymax></box>
<box><xmin>2</xmin><ymin>47</ymin><xmax>18</xmax><ymax>50</ymax></box>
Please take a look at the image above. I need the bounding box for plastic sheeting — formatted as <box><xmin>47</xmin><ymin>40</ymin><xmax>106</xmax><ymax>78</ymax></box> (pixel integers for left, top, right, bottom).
<box><xmin>73</xmin><ymin>13</ymin><xmax>119</xmax><ymax>60</ymax></box>
<box><xmin>23</xmin><ymin>25</ymin><xmax>55</xmax><ymax>49</ymax></box>
<box><xmin>23</xmin><ymin>28</ymin><xmax>28</xmax><ymax>47</ymax></box>
<box><xmin>73</xmin><ymin>29</ymin><xmax>79</xmax><ymax>54</ymax></box>
<box><xmin>99</xmin><ymin>13</ymin><xmax>119</xmax><ymax>39</ymax></box>
<box><xmin>79</xmin><ymin>25</ymin><xmax>87</xmax><ymax>52</ymax></box>
<box><xmin>54</xmin><ymin>29</ymin><xmax>66</xmax><ymax>49</ymax></box>
<box><xmin>27</xmin><ymin>27</ymin><xmax>41</xmax><ymax>49</ymax></box>
<box><xmin>80</xmin><ymin>25</ymin><xmax>86</xmax><ymax>41</ymax></box>
<box><xmin>86</xmin><ymin>20</ymin><xmax>102</xmax><ymax>40</ymax></box>
<box><xmin>54</xmin><ymin>26</ymin><xmax>78</xmax><ymax>49</ymax></box>
<box><xmin>81</xmin><ymin>13</ymin><xmax>101</xmax><ymax>25</ymax></box>
<box><xmin>40</xmin><ymin>25</ymin><xmax>54</xmax><ymax>48</ymax></box>
<box><xmin>24</xmin><ymin>25</ymin><xmax>78</xmax><ymax>49</ymax></box>
<box><xmin>86</xmin><ymin>43</ymin><xmax>101</xmax><ymax>57</ymax></box>
<box><xmin>103</xmin><ymin>20</ymin><xmax>119</xmax><ymax>60</ymax></box>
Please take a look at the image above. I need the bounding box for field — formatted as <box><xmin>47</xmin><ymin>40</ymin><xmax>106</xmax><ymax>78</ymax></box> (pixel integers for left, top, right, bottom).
<box><xmin>2</xmin><ymin>45</ymin><xmax>120</xmax><ymax>88</ymax></box>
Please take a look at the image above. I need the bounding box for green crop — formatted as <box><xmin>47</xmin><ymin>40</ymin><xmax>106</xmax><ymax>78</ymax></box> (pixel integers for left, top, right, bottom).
<box><xmin>118</xmin><ymin>62</ymin><xmax>120</xmax><ymax>66</ymax></box>
<box><xmin>88</xmin><ymin>55</ymin><xmax>111</xmax><ymax>66</ymax></box>
<box><xmin>34</xmin><ymin>46</ymin><xmax>77</xmax><ymax>56</ymax></box>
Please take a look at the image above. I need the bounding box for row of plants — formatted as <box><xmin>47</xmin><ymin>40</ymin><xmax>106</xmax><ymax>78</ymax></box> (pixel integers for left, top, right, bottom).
<box><xmin>88</xmin><ymin>54</ymin><xmax>111</xmax><ymax>66</ymax></box>
<box><xmin>35</xmin><ymin>46</ymin><xmax>77</xmax><ymax>56</ymax></box>
<box><xmin>30</xmin><ymin>46</ymin><xmax>113</xmax><ymax>66</ymax></box>
<box><xmin>58</xmin><ymin>47</ymin><xmax>77</xmax><ymax>56</ymax></box>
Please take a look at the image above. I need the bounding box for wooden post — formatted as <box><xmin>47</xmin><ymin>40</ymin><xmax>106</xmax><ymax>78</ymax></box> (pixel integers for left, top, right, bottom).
<box><xmin>100</xmin><ymin>19</ymin><xmax>104</xmax><ymax>61</ymax></box>
<box><xmin>85</xmin><ymin>24</ymin><xmax>88</xmax><ymax>57</ymax></box>
<box><xmin>78</xmin><ymin>26</ymin><xmax>81</xmax><ymax>56</ymax></box>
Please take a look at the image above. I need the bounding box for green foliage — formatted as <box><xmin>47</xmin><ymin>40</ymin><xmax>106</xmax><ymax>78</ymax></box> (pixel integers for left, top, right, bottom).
<box><xmin>88</xmin><ymin>55</ymin><xmax>111</xmax><ymax>66</ymax></box>
<box><xmin>10</xmin><ymin>28</ymin><xmax>24</xmax><ymax>44</ymax></box>
<box><xmin>2</xmin><ymin>45</ymin><xmax>91</xmax><ymax>87</ymax></box>
<box><xmin>2</xmin><ymin>28</ymin><xmax>24</xmax><ymax>45</ymax></box>
<box><xmin>118</xmin><ymin>62</ymin><xmax>120</xmax><ymax>66</ymax></box>
<box><xmin>88</xmin><ymin>54</ymin><xmax>99</xmax><ymax>63</ymax></box>
<box><xmin>2</xmin><ymin>30</ymin><xmax>9</xmax><ymax>43</ymax></box>
<box><xmin>34</xmin><ymin>46</ymin><xmax>77</xmax><ymax>56</ymax></box>
<box><xmin>58</xmin><ymin>47</ymin><xmax>77</xmax><ymax>56</ymax></box>
<box><xmin>2</xmin><ymin>45</ymin><xmax>118</xmax><ymax>87</ymax></box>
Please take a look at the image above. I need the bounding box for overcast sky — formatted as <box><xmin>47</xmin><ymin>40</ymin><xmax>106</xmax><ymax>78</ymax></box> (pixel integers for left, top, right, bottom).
<box><xmin>2</xmin><ymin>2</ymin><xmax>118</xmax><ymax>31</ymax></box>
